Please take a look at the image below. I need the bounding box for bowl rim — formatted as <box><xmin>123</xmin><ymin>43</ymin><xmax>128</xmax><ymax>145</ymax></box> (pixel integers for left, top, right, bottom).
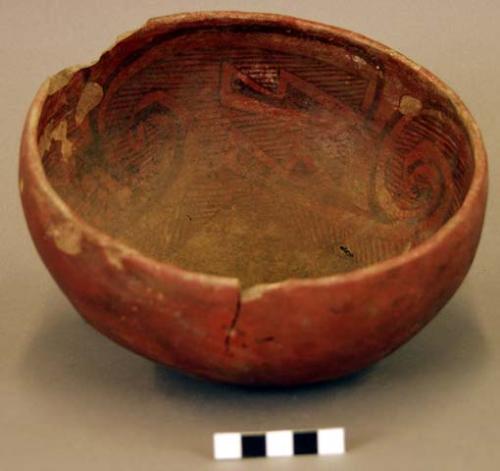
<box><xmin>20</xmin><ymin>11</ymin><xmax>488</xmax><ymax>298</ymax></box>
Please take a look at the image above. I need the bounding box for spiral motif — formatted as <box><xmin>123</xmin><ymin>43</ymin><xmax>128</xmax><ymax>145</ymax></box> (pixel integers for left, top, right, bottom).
<box><xmin>374</xmin><ymin>109</ymin><xmax>460</xmax><ymax>229</ymax></box>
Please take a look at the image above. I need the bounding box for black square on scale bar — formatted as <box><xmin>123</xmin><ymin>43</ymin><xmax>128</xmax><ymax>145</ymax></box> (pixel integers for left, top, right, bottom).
<box><xmin>242</xmin><ymin>434</ymin><xmax>266</xmax><ymax>458</ymax></box>
<box><xmin>293</xmin><ymin>431</ymin><xmax>318</xmax><ymax>455</ymax></box>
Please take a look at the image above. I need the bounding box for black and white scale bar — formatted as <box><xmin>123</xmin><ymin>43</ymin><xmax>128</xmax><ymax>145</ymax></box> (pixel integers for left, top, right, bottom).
<box><xmin>213</xmin><ymin>428</ymin><xmax>345</xmax><ymax>460</ymax></box>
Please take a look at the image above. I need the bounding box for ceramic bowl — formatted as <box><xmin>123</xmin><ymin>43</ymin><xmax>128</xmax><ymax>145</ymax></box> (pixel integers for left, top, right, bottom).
<box><xmin>19</xmin><ymin>12</ymin><xmax>488</xmax><ymax>385</ymax></box>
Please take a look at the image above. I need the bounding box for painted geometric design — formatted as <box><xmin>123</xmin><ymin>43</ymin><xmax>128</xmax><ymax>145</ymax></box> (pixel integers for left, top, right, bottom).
<box><xmin>38</xmin><ymin>30</ymin><xmax>474</xmax><ymax>286</ymax></box>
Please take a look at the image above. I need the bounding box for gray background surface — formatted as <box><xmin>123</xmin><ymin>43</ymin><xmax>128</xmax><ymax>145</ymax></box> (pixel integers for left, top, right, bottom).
<box><xmin>1</xmin><ymin>1</ymin><xmax>499</xmax><ymax>469</ymax></box>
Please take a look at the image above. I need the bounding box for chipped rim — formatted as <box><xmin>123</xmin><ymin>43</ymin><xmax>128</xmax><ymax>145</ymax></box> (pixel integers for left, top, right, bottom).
<box><xmin>20</xmin><ymin>11</ymin><xmax>488</xmax><ymax>298</ymax></box>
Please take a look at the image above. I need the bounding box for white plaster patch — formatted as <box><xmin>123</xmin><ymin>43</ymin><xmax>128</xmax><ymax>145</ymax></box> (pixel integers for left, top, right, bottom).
<box><xmin>104</xmin><ymin>245</ymin><xmax>124</xmax><ymax>270</ymax></box>
<box><xmin>75</xmin><ymin>82</ymin><xmax>103</xmax><ymax>125</ymax></box>
<box><xmin>399</xmin><ymin>95</ymin><xmax>422</xmax><ymax>116</ymax></box>
<box><xmin>47</xmin><ymin>221</ymin><xmax>82</xmax><ymax>255</ymax></box>
<box><xmin>39</xmin><ymin>119</ymin><xmax>73</xmax><ymax>162</ymax></box>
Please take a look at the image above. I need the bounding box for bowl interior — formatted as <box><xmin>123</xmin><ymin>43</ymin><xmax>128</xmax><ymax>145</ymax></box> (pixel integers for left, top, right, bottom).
<box><xmin>37</xmin><ymin>19</ymin><xmax>474</xmax><ymax>287</ymax></box>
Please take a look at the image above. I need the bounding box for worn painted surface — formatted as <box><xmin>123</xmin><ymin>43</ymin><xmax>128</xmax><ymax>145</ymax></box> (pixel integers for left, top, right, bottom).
<box><xmin>19</xmin><ymin>12</ymin><xmax>487</xmax><ymax>385</ymax></box>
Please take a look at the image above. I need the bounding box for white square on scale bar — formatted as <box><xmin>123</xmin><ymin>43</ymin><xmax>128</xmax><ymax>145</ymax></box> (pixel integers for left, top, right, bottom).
<box><xmin>318</xmin><ymin>428</ymin><xmax>345</xmax><ymax>455</ymax></box>
<box><xmin>266</xmin><ymin>430</ymin><xmax>294</xmax><ymax>457</ymax></box>
<box><xmin>213</xmin><ymin>433</ymin><xmax>242</xmax><ymax>460</ymax></box>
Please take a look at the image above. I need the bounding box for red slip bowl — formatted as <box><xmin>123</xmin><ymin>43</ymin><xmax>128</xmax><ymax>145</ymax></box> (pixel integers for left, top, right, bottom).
<box><xmin>19</xmin><ymin>12</ymin><xmax>487</xmax><ymax>385</ymax></box>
